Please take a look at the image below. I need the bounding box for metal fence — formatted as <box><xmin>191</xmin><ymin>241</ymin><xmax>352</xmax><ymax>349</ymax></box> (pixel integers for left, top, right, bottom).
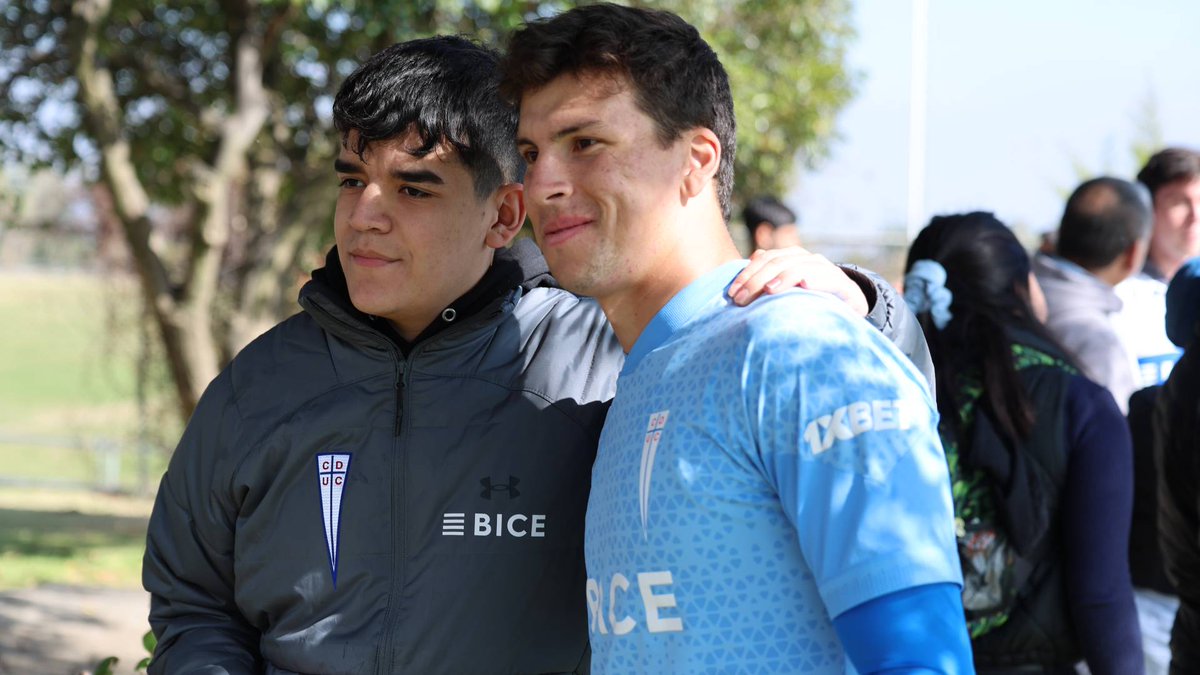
<box><xmin>0</xmin><ymin>431</ymin><xmax>161</xmax><ymax>496</ymax></box>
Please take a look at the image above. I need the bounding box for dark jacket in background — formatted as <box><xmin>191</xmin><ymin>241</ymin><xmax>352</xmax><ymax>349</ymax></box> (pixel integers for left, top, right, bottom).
<box><xmin>1156</xmin><ymin>341</ymin><xmax>1200</xmax><ymax>674</ymax></box>
<box><xmin>1127</xmin><ymin>385</ymin><xmax>1174</xmax><ymax>595</ymax></box>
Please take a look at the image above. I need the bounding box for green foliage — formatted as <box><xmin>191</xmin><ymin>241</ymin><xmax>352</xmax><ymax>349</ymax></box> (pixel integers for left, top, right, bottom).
<box><xmin>659</xmin><ymin>0</ymin><xmax>857</xmax><ymax>200</ymax></box>
<box><xmin>139</xmin><ymin>628</ymin><xmax>157</xmax><ymax>669</ymax></box>
<box><xmin>0</xmin><ymin>274</ymin><xmax>173</xmax><ymax>492</ymax></box>
<box><xmin>2</xmin><ymin>0</ymin><xmax>853</xmax><ymax>221</ymax></box>
<box><xmin>1</xmin><ymin>0</ymin><xmax>855</xmax><ymax>421</ymax></box>
<box><xmin>92</xmin><ymin>629</ymin><xmax>156</xmax><ymax>674</ymax></box>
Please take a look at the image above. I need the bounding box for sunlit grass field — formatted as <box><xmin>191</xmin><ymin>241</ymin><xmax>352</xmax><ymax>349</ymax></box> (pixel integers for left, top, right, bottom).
<box><xmin>0</xmin><ymin>270</ymin><xmax>172</xmax><ymax>589</ymax></box>
<box><xmin>0</xmin><ymin>488</ymin><xmax>154</xmax><ymax>589</ymax></box>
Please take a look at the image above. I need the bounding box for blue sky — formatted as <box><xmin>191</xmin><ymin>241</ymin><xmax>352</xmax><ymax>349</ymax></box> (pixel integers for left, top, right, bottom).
<box><xmin>787</xmin><ymin>0</ymin><xmax>1200</xmax><ymax>241</ymax></box>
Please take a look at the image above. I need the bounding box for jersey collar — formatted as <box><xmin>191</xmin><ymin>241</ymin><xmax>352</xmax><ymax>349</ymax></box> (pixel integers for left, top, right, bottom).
<box><xmin>622</xmin><ymin>260</ymin><xmax>749</xmax><ymax>375</ymax></box>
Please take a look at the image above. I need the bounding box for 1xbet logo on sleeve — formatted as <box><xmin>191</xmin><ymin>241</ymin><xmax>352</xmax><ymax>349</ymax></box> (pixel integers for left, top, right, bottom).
<box><xmin>802</xmin><ymin>398</ymin><xmax>916</xmax><ymax>455</ymax></box>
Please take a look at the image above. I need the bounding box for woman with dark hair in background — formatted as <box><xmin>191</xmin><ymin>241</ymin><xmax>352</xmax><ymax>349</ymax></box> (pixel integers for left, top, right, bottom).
<box><xmin>904</xmin><ymin>212</ymin><xmax>1143</xmax><ymax>674</ymax></box>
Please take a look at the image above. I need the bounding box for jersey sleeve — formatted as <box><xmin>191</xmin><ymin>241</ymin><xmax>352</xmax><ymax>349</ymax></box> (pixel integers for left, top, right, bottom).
<box><xmin>742</xmin><ymin>294</ymin><xmax>963</xmax><ymax>618</ymax></box>
<box><xmin>832</xmin><ymin>583</ymin><xmax>974</xmax><ymax>673</ymax></box>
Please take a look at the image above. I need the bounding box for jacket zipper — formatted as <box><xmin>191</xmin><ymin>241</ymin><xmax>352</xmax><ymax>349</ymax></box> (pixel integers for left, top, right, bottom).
<box><xmin>393</xmin><ymin>362</ymin><xmax>405</xmax><ymax>436</ymax></box>
<box><xmin>380</xmin><ymin>357</ymin><xmax>407</xmax><ymax>673</ymax></box>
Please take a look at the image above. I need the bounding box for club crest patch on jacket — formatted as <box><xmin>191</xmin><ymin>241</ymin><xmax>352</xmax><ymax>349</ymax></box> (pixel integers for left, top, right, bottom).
<box><xmin>316</xmin><ymin>453</ymin><xmax>352</xmax><ymax>586</ymax></box>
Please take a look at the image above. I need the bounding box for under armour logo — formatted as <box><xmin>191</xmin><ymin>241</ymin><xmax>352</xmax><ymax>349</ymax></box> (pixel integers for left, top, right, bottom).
<box><xmin>480</xmin><ymin>475</ymin><xmax>521</xmax><ymax>499</ymax></box>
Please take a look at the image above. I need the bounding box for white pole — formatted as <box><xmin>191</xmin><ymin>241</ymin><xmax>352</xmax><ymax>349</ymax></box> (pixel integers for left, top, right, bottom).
<box><xmin>907</xmin><ymin>0</ymin><xmax>929</xmax><ymax>242</ymax></box>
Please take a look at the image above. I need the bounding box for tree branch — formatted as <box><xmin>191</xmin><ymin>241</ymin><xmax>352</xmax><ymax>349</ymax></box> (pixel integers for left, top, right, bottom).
<box><xmin>69</xmin><ymin>0</ymin><xmax>201</xmax><ymax>418</ymax></box>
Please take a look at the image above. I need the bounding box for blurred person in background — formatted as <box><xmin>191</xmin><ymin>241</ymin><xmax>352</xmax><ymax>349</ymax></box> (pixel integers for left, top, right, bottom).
<box><xmin>1123</xmin><ymin>147</ymin><xmax>1200</xmax><ymax>674</ymax></box>
<box><xmin>1154</xmin><ymin>257</ymin><xmax>1200</xmax><ymax>675</ymax></box>
<box><xmin>1032</xmin><ymin>176</ymin><xmax>1152</xmax><ymax>414</ymax></box>
<box><xmin>905</xmin><ymin>211</ymin><xmax>1143</xmax><ymax>674</ymax></box>
<box><xmin>1031</xmin><ymin>179</ymin><xmax>1172</xmax><ymax>668</ymax></box>
<box><xmin>742</xmin><ymin>194</ymin><xmax>802</xmax><ymax>250</ymax></box>
<box><xmin>1117</xmin><ymin>147</ymin><xmax>1200</xmax><ymax>388</ymax></box>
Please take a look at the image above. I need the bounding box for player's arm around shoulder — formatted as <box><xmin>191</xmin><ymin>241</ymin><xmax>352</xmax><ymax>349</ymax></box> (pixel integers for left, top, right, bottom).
<box><xmin>739</xmin><ymin>299</ymin><xmax>972</xmax><ymax>672</ymax></box>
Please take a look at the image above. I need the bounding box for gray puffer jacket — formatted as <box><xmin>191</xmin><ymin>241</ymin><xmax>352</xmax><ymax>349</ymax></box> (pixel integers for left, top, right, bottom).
<box><xmin>144</xmin><ymin>243</ymin><xmax>621</xmax><ymax>674</ymax></box>
<box><xmin>1033</xmin><ymin>252</ymin><xmax>1137</xmax><ymax>413</ymax></box>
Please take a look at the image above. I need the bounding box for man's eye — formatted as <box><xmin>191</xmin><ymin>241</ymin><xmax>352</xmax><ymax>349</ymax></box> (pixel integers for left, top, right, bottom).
<box><xmin>401</xmin><ymin>186</ymin><xmax>430</xmax><ymax>198</ymax></box>
<box><xmin>575</xmin><ymin>138</ymin><xmax>597</xmax><ymax>151</ymax></box>
<box><xmin>338</xmin><ymin>178</ymin><xmax>364</xmax><ymax>189</ymax></box>
<box><xmin>522</xmin><ymin>149</ymin><xmax>538</xmax><ymax>164</ymax></box>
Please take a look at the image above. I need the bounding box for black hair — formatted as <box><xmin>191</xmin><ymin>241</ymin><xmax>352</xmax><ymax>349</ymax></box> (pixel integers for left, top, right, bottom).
<box><xmin>906</xmin><ymin>211</ymin><xmax>1071</xmax><ymax>445</ymax></box>
<box><xmin>332</xmin><ymin>36</ymin><xmax>522</xmax><ymax>198</ymax></box>
<box><xmin>499</xmin><ymin>2</ymin><xmax>737</xmax><ymax>221</ymax></box>
<box><xmin>1137</xmin><ymin>147</ymin><xmax>1200</xmax><ymax>199</ymax></box>
<box><xmin>1055</xmin><ymin>176</ymin><xmax>1151</xmax><ymax>270</ymax></box>
<box><xmin>742</xmin><ymin>195</ymin><xmax>797</xmax><ymax>240</ymax></box>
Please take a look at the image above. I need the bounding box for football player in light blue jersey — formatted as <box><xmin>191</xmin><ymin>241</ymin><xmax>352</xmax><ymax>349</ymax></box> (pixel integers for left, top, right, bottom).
<box><xmin>501</xmin><ymin>4</ymin><xmax>973</xmax><ymax>673</ymax></box>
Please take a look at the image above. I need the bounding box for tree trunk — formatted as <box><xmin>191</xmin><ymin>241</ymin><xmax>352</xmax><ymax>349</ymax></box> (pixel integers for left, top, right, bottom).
<box><xmin>69</xmin><ymin>0</ymin><xmax>271</xmax><ymax>421</ymax></box>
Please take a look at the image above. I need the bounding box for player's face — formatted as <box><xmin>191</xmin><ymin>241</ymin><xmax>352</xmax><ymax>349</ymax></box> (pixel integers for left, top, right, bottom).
<box><xmin>517</xmin><ymin>72</ymin><xmax>691</xmax><ymax>299</ymax></box>
<box><xmin>333</xmin><ymin>129</ymin><xmax>502</xmax><ymax>339</ymax></box>
<box><xmin>1151</xmin><ymin>176</ymin><xmax>1200</xmax><ymax>265</ymax></box>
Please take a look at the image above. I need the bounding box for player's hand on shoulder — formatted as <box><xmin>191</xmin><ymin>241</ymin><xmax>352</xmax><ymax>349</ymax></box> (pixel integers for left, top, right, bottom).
<box><xmin>728</xmin><ymin>247</ymin><xmax>869</xmax><ymax>317</ymax></box>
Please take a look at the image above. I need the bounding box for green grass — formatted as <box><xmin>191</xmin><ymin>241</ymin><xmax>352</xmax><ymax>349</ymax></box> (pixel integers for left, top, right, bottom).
<box><xmin>0</xmin><ymin>272</ymin><xmax>142</xmax><ymax>428</ymax></box>
<box><xmin>0</xmin><ymin>488</ymin><xmax>152</xmax><ymax>590</ymax></box>
<box><xmin>0</xmin><ymin>271</ymin><xmax>175</xmax><ymax>492</ymax></box>
<box><xmin>0</xmin><ymin>271</ymin><xmax>168</xmax><ymax>588</ymax></box>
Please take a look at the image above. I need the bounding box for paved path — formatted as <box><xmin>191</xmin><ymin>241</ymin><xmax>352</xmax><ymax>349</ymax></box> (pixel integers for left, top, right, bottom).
<box><xmin>0</xmin><ymin>585</ymin><xmax>150</xmax><ymax>675</ymax></box>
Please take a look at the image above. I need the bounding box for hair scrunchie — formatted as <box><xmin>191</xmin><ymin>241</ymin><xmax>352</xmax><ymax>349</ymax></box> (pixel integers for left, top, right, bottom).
<box><xmin>904</xmin><ymin>259</ymin><xmax>954</xmax><ymax>330</ymax></box>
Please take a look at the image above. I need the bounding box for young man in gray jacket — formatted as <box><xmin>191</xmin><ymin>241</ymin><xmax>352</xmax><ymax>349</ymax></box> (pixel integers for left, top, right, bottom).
<box><xmin>142</xmin><ymin>36</ymin><xmax>925</xmax><ymax>674</ymax></box>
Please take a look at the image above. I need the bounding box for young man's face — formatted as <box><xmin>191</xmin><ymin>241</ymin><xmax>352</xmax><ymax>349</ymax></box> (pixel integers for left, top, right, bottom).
<box><xmin>516</xmin><ymin>72</ymin><xmax>691</xmax><ymax>299</ymax></box>
<box><xmin>334</xmin><ymin>129</ymin><xmax>511</xmax><ymax>339</ymax></box>
<box><xmin>1151</xmin><ymin>176</ymin><xmax>1200</xmax><ymax>266</ymax></box>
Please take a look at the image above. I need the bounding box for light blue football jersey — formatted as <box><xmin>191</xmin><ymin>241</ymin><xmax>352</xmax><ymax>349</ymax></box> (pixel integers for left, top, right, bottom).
<box><xmin>584</xmin><ymin>261</ymin><xmax>962</xmax><ymax>674</ymax></box>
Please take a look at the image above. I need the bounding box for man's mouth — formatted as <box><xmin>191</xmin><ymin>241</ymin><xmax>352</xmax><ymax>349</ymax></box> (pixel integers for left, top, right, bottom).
<box><xmin>540</xmin><ymin>216</ymin><xmax>592</xmax><ymax>247</ymax></box>
<box><xmin>348</xmin><ymin>249</ymin><xmax>398</xmax><ymax>268</ymax></box>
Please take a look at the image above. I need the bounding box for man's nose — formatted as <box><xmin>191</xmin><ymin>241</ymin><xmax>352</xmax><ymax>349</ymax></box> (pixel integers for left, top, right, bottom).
<box><xmin>348</xmin><ymin>183</ymin><xmax>391</xmax><ymax>232</ymax></box>
<box><xmin>525</xmin><ymin>155</ymin><xmax>571</xmax><ymax>205</ymax></box>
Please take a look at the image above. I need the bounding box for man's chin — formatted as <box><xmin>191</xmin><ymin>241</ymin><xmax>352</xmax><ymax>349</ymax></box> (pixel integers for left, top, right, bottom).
<box><xmin>346</xmin><ymin>286</ymin><xmax>393</xmax><ymax>318</ymax></box>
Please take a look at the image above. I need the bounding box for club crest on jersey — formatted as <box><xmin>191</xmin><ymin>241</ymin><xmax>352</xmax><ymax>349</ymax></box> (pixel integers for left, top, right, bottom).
<box><xmin>639</xmin><ymin>410</ymin><xmax>669</xmax><ymax>540</ymax></box>
<box><xmin>316</xmin><ymin>453</ymin><xmax>351</xmax><ymax>587</ymax></box>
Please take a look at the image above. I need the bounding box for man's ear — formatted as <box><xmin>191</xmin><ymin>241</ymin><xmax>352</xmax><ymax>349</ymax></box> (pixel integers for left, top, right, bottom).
<box><xmin>485</xmin><ymin>182</ymin><xmax>526</xmax><ymax>250</ymax></box>
<box><xmin>1121</xmin><ymin>237</ymin><xmax>1148</xmax><ymax>275</ymax></box>
<box><xmin>681</xmin><ymin>128</ymin><xmax>721</xmax><ymax>201</ymax></box>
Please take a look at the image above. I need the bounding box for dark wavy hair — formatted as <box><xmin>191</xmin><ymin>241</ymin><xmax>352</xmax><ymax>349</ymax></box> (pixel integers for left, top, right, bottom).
<box><xmin>332</xmin><ymin>36</ymin><xmax>522</xmax><ymax>198</ymax></box>
<box><xmin>498</xmin><ymin>3</ymin><xmax>737</xmax><ymax>221</ymax></box>
<box><xmin>1137</xmin><ymin>146</ymin><xmax>1200</xmax><ymax>199</ymax></box>
<box><xmin>906</xmin><ymin>212</ymin><xmax>1072</xmax><ymax>444</ymax></box>
<box><xmin>742</xmin><ymin>195</ymin><xmax>797</xmax><ymax>240</ymax></box>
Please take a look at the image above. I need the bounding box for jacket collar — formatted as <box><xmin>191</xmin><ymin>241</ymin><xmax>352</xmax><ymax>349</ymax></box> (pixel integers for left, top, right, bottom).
<box><xmin>300</xmin><ymin>239</ymin><xmax>558</xmax><ymax>354</ymax></box>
